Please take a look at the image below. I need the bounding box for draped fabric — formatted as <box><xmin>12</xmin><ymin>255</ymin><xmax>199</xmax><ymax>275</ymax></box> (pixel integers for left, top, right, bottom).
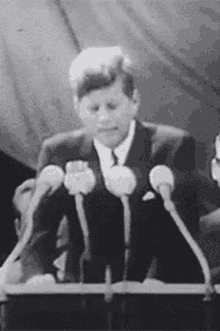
<box><xmin>0</xmin><ymin>0</ymin><xmax>219</xmax><ymax>174</ymax></box>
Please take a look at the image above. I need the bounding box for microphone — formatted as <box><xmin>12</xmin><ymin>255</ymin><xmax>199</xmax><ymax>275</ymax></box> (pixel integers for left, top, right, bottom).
<box><xmin>149</xmin><ymin>165</ymin><xmax>213</xmax><ymax>299</ymax></box>
<box><xmin>64</xmin><ymin>161</ymin><xmax>96</xmax><ymax>284</ymax></box>
<box><xmin>105</xmin><ymin>165</ymin><xmax>137</xmax><ymax>296</ymax></box>
<box><xmin>149</xmin><ymin>165</ymin><xmax>174</xmax><ymax>202</ymax></box>
<box><xmin>0</xmin><ymin>165</ymin><xmax>64</xmax><ymax>285</ymax></box>
<box><xmin>37</xmin><ymin>165</ymin><xmax>65</xmax><ymax>195</ymax></box>
<box><xmin>64</xmin><ymin>161</ymin><xmax>96</xmax><ymax>195</ymax></box>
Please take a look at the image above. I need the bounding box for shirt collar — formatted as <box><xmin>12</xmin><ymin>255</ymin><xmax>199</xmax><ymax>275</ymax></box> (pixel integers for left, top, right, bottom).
<box><xmin>114</xmin><ymin>119</ymin><xmax>136</xmax><ymax>160</ymax></box>
<box><xmin>94</xmin><ymin>120</ymin><xmax>136</xmax><ymax>165</ymax></box>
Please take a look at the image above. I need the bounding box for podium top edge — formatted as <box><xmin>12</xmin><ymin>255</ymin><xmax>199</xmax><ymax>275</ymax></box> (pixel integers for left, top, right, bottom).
<box><xmin>1</xmin><ymin>283</ymin><xmax>210</xmax><ymax>295</ymax></box>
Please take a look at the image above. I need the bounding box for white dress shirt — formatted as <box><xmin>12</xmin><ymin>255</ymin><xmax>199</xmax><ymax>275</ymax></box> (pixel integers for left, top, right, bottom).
<box><xmin>94</xmin><ymin>120</ymin><xmax>136</xmax><ymax>178</ymax></box>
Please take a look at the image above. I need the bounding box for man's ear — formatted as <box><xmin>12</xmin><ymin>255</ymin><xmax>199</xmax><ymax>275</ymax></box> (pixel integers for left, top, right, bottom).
<box><xmin>73</xmin><ymin>96</ymin><xmax>78</xmax><ymax>110</ymax></box>
<box><xmin>132</xmin><ymin>89</ymin><xmax>140</xmax><ymax>105</ymax></box>
<box><xmin>132</xmin><ymin>89</ymin><xmax>140</xmax><ymax>116</ymax></box>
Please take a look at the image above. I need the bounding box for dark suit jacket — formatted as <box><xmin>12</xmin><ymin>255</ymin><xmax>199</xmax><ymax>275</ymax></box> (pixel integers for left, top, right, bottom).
<box><xmin>19</xmin><ymin>120</ymin><xmax>220</xmax><ymax>284</ymax></box>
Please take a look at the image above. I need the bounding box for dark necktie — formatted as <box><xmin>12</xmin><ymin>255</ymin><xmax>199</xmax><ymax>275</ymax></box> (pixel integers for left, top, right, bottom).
<box><xmin>111</xmin><ymin>150</ymin><xmax>118</xmax><ymax>166</ymax></box>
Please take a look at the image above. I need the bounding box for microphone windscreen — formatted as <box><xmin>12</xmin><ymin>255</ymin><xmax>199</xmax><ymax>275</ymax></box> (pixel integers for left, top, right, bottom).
<box><xmin>37</xmin><ymin>165</ymin><xmax>64</xmax><ymax>187</ymax></box>
<box><xmin>105</xmin><ymin>166</ymin><xmax>136</xmax><ymax>196</ymax></box>
<box><xmin>149</xmin><ymin>165</ymin><xmax>174</xmax><ymax>193</ymax></box>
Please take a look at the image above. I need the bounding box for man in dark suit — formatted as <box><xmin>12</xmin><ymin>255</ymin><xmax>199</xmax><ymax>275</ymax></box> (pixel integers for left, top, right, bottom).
<box><xmin>9</xmin><ymin>46</ymin><xmax>220</xmax><ymax>285</ymax></box>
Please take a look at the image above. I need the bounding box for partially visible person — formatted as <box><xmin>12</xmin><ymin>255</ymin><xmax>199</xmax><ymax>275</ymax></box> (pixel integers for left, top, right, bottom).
<box><xmin>11</xmin><ymin>178</ymin><xmax>69</xmax><ymax>282</ymax></box>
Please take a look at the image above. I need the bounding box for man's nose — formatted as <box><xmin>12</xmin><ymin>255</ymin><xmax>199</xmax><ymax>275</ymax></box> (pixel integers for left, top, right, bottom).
<box><xmin>98</xmin><ymin>107</ymin><xmax>110</xmax><ymax>122</ymax></box>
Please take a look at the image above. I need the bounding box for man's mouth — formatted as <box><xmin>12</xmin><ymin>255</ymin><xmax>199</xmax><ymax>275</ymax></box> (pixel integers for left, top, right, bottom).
<box><xmin>98</xmin><ymin>127</ymin><xmax>118</xmax><ymax>133</ymax></box>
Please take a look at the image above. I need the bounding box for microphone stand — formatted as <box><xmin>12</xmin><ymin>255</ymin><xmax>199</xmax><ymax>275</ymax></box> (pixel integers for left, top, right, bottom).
<box><xmin>121</xmin><ymin>195</ymin><xmax>131</xmax><ymax>295</ymax></box>
<box><xmin>105</xmin><ymin>265</ymin><xmax>113</xmax><ymax>331</ymax></box>
<box><xmin>75</xmin><ymin>192</ymin><xmax>90</xmax><ymax>310</ymax></box>
<box><xmin>104</xmin><ymin>166</ymin><xmax>136</xmax><ymax>331</ymax></box>
<box><xmin>121</xmin><ymin>194</ymin><xmax>130</xmax><ymax>331</ymax></box>
<box><xmin>161</xmin><ymin>191</ymin><xmax>214</xmax><ymax>301</ymax></box>
<box><xmin>75</xmin><ymin>193</ymin><xmax>90</xmax><ymax>280</ymax></box>
<box><xmin>64</xmin><ymin>165</ymin><xmax>95</xmax><ymax>309</ymax></box>
<box><xmin>162</xmin><ymin>192</ymin><xmax>215</xmax><ymax>330</ymax></box>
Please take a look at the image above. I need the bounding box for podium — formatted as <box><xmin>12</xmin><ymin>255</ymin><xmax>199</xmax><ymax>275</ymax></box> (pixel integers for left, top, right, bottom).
<box><xmin>0</xmin><ymin>282</ymin><xmax>219</xmax><ymax>330</ymax></box>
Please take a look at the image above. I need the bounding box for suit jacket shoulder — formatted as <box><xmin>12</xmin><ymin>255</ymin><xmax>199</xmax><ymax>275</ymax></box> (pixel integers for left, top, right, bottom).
<box><xmin>140</xmin><ymin>121</ymin><xmax>220</xmax><ymax>218</ymax></box>
<box><xmin>42</xmin><ymin>128</ymin><xmax>85</xmax><ymax>150</ymax></box>
<box><xmin>141</xmin><ymin>121</ymin><xmax>188</xmax><ymax>138</ymax></box>
<box><xmin>37</xmin><ymin>128</ymin><xmax>90</xmax><ymax>173</ymax></box>
<box><xmin>140</xmin><ymin>121</ymin><xmax>193</xmax><ymax>161</ymax></box>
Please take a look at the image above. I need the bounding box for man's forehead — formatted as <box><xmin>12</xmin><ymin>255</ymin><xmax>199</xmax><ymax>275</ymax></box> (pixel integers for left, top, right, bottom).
<box><xmin>84</xmin><ymin>81</ymin><xmax>126</xmax><ymax>103</ymax></box>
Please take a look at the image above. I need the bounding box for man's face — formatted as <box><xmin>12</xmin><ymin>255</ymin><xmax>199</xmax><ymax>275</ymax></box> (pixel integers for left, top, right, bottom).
<box><xmin>75</xmin><ymin>80</ymin><xmax>139</xmax><ymax>149</ymax></box>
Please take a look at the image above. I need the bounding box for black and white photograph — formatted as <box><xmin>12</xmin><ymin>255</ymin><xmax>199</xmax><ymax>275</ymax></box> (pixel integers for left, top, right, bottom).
<box><xmin>0</xmin><ymin>0</ymin><xmax>220</xmax><ymax>330</ymax></box>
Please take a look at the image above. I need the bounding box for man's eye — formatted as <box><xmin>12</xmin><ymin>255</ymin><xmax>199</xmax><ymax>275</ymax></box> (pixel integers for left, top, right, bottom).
<box><xmin>107</xmin><ymin>104</ymin><xmax>117</xmax><ymax>110</ymax></box>
<box><xmin>91</xmin><ymin>106</ymin><xmax>99</xmax><ymax>112</ymax></box>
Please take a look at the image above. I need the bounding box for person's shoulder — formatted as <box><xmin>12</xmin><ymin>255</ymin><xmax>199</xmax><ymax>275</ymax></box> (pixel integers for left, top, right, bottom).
<box><xmin>140</xmin><ymin>121</ymin><xmax>190</xmax><ymax>139</ymax></box>
<box><xmin>41</xmin><ymin>128</ymin><xmax>86</xmax><ymax>151</ymax></box>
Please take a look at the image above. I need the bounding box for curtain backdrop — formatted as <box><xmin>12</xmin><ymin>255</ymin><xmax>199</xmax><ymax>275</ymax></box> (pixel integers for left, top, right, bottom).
<box><xmin>0</xmin><ymin>0</ymin><xmax>219</xmax><ymax>175</ymax></box>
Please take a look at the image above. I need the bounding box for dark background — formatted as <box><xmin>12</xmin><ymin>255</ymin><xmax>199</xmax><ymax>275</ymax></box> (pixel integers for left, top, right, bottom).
<box><xmin>0</xmin><ymin>151</ymin><xmax>35</xmax><ymax>265</ymax></box>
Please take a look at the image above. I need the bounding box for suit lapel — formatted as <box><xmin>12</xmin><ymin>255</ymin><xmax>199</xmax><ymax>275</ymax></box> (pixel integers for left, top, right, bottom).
<box><xmin>125</xmin><ymin>120</ymin><xmax>155</xmax><ymax>165</ymax></box>
<box><xmin>78</xmin><ymin>134</ymin><xmax>104</xmax><ymax>187</ymax></box>
<box><xmin>125</xmin><ymin>120</ymin><xmax>156</xmax><ymax>194</ymax></box>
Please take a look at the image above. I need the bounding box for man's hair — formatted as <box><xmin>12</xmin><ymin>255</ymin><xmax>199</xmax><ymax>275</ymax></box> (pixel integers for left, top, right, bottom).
<box><xmin>69</xmin><ymin>46</ymin><xmax>135</xmax><ymax>100</ymax></box>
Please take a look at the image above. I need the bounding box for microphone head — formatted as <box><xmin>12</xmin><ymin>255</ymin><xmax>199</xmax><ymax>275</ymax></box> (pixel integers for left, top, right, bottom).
<box><xmin>105</xmin><ymin>166</ymin><xmax>136</xmax><ymax>196</ymax></box>
<box><xmin>64</xmin><ymin>161</ymin><xmax>96</xmax><ymax>194</ymax></box>
<box><xmin>149</xmin><ymin>165</ymin><xmax>174</xmax><ymax>193</ymax></box>
<box><xmin>37</xmin><ymin>165</ymin><xmax>64</xmax><ymax>189</ymax></box>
